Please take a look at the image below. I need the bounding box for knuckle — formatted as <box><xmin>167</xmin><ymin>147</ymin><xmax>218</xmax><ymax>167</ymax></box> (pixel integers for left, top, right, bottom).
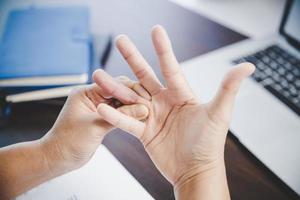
<box><xmin>124</xmin><ymin>50</ymin><xmax>135</xmax><ymax>61</ymax></box>
<box><xmin>220</xmin><ymin>80</ymin><xmax>237</xmax><ymax>95</ymax></box>
<box><xmin>119</xmin><ymin>106</ymin><xmax>134</xmax><ymax>117</ymax></box>
<box><xmin>157</xmin><ymin>46</ymin><xmax>172</xmax><ymax>56</ymax></box>
<box><xmin>104</xmin><ymin>84</ymin><xmax>118</xmax><ymax>96</ymax></box>
<box><xmin>127</xmin><ymin>121</ymin><xmax>136</xmax><ymax>135</ymax></box>
<box><xmin>162</xmin><ymin>67</ymin><xmax>180</xmax><ymax>79</ymax></box>
<box><xmin>69</xmin><ymin>85</ymin><xmax>86</xmax><ymax>97</ymax></box>
<box><xmin>132</xmin><ymin>82</ymin><xmax>139</xmax><ymax>91</ymax></box>
<box><xmin>116</xmin><ymin>75</ymin><xmax>130</xmax><ymax>82</ymax></box>
<box><xmin>114</xmin><ymin>115</ymin><xmax>122</xmax><ymax>127</ymax></box>
<box><xmin>135</xmin><ymin>68</ymin><xmax>148</xmax><ymax>80</ymax></box>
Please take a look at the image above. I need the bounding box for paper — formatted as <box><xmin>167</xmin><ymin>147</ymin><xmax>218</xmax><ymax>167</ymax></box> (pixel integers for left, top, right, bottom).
<box><xmin>16</xmin><ymin>145</ymin><xmax>154</xmax><ymax>200</ymax></box>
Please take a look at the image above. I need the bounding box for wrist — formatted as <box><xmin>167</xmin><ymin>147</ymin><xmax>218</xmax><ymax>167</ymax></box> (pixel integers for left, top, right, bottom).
<box><xmin>38</xmin><ymin>131</ymin><xmax>76</xmax><ymax>178</ymax></box>
<box><xmin>174</xmin><ymin>158</ymin><xmax>224</xmax><ymax>188</ymax></box>
<box><xmin>174</xmin><ymin>160</ymin><xmax>230</xmax><ymax>200</ymax></box>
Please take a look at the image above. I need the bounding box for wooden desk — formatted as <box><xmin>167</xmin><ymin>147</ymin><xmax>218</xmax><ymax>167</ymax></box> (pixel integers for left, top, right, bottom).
<box><xmin>0</xmin><ymin>0</ymin><xmax>299</xmax><ymax>199</ymax></box>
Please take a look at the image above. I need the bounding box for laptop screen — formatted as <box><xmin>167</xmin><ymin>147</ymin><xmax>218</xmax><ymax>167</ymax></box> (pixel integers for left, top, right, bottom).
<box><xmin>282</xmin><ymin>0</ymin><xmax>300</xmax><ymax>47</ymax></box>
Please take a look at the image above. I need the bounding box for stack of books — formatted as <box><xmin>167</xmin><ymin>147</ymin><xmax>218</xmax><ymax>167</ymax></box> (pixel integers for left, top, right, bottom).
<box><xmin>0</xmin><ymin>6</ymin><xmax>111</xmax><ymax>105</ymax></box>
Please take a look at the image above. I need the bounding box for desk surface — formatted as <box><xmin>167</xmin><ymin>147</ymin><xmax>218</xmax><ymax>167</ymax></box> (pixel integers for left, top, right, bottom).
<box><xmin>0</xmin><ymin>0</ymin><xmax>299</xmax><ymax>199</ymax></box>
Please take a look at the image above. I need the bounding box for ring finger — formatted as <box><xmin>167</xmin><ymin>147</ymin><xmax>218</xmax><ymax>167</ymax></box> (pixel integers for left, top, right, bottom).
<box><xmin>116</xmin><ymin>76</ymin><xmax>151</xmax><ymax>101</ymax></box>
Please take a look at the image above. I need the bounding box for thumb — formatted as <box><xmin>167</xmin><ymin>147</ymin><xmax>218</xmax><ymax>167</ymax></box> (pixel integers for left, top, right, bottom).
<box><xmin>209</xmin><ymin>62</ymin><xmax>255</xmax><ymax>120</ymax></box>
<box><xmin>117</xmin><ymin>104</ymin><xmax>149</xmax><ymax>121</ymax></box>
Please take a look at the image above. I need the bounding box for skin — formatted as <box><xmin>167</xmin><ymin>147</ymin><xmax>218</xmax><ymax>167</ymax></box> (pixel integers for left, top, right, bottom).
<box><xmin>0</xmin><ymin>79</ymin><xmax>149</xmax><ymax>199</ymax></box>
<box><xmin>96</xmin><ymin>25</ymin><xmax>255</xmax><ymax>200</ymax></box>
<box><xmin>0</xmin><ymin>25</ymin><xmax>255</xmax><ymax>200</ymax></box>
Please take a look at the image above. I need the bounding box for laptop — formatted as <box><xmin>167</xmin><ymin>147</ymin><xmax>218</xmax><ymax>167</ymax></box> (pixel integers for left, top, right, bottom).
<box><xmin>181</xmin><ymin>0</ymin><xmax>300</xmax><ymax>195</ymax></box>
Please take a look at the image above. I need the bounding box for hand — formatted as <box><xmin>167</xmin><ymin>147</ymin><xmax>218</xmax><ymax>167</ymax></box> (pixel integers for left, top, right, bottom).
<box><xmin>96</xmin><ymin>25</ymin><xmax>255</xmax><ymax>193</ymax></box>
<box><xmin>40</xmin><ymin>75</ymin><xmax>149</xmax><ymax>174</ymax></box>
<box><xmin>0</xmin><ymin>74</ymin><xmax>151</xmax><ymax>200</ymax></box>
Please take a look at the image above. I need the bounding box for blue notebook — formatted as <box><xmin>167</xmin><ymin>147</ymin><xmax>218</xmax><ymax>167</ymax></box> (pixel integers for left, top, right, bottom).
<box><xmin>0</xmin><ymin>6</ymin><xmax>90</xmax><ymax>86</ymax></box>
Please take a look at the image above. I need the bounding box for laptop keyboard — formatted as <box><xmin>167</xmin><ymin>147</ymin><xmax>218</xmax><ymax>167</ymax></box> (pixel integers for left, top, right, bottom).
<box><xmin>233</xmin><ymin>44</ymin><xmax>300</xmax><ymax>116</ymax></box>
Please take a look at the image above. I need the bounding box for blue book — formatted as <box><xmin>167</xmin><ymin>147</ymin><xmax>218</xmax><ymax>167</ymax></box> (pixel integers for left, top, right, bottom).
<box><xmin>0</xmin><ymin>6</ymin><xmax>90</xmax><ymax>87</ymax></box>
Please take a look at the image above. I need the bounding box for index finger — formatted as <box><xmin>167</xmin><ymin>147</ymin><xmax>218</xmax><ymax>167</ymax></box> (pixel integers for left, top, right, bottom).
<box><xmin>92</xmin><ymin>69</ymin><xmax>142</xmax><ymax>104</ymax></box>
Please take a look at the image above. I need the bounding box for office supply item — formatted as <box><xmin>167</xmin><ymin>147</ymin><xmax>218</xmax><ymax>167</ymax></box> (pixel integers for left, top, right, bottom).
<box><xmin>0</xmin><ymin>6</ymin><xmax>90</xmax><ymax>87</ymax></box>
<box><xmin>5</xmin><ymin>85</ymin><xmax>85</xmax><ymax>103</ymax></box>
<box><xmin>181</xmin><ymin>0</ymin><xmax>300</xmax><ymax>195</ymax></box>
<box><xmin>0</xmin><ymin>33</ymin><xmax>112</xmax><ymax>101</ymax></box>
<box><xmin>0</xmin><ymin>7</ymin><xmax>113</xmax><ymax>107</ymax></box>
<box><xmin>0</xmin><ymin>34</ymin><xmax>111</xmax><ymax>115</ymax></box>
<box><xmin>16</xmin><ymin>145</ymin><xmax>154</xmax><ymax>200</ymax></box>
<box><xmin>100</xmin><ymin>35</ymin><xmax>112</xmax><ymax>67</ymax></box>
<box><xmin>92</xmin><ymin>34</ymin><xmax>113</xmax><ymax>69</ymax></box>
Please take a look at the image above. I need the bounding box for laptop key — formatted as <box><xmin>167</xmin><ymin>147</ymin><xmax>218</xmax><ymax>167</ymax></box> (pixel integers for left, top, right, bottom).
<box><xmin>273</xmin><ymin>83</ymin><xmax>282</xmax><ymax>91</ymax></box>
<box><xmin>292</xmin><ymin>68</ymin><xmax>299</xmax><ymax>76</ymax></box>
<box><xmin>286</xmin><ymin>73</ymin><xmax>294</xmax><ymax>82</ymax></box>
<box><xmin>295</xmin><ymin>80</ymin><xmax>300</xmax><ymax>88</ymax></box>
<box><xmin>265</xmin><ymin>85</ymin><xmax>300</xmax><ymax>116</ymax></box>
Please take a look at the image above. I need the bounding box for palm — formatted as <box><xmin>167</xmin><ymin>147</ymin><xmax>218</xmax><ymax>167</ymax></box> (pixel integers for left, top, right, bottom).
<box><xmin>97</xmin><ymin>25</ymin><xmax>255</xmax><ymax>186</ymax></box>
<box><xmin>139</xmin><ymin>86</ymin><xmax>228</xmax><ymax>184</ymax></box>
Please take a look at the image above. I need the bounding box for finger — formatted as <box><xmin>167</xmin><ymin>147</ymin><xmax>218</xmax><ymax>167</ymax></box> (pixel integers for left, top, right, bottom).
<box><xmin>90</xmin><ymin>83</ymin><xmax>113</xmax><ymax>99</ymax></box>
<box><xmin>92</xmin><ymin>69</ymin><xmax>142</xmax><ymax>104</ymax></box>
<box><xmin>117</xmin><ymin>76</ymin><xmax>151</xmax><ymax>101</ymax></box>
<box><xmin>97</xmin><ymin>103</ymin><xmax>146</xmax><ymax>138</ymax></box>
<box><xmin>151</xmin><ymin>25</ymin><xmax>193</xmax><ymax>98</ymax></box>
<box><xmin>115</xmin><ymin>35</ymin><xmax>162</xmax><ymax>95</ymax></box>
<box><xmin>85</xmin><ymin>84</ymin><xmax>108</xmax><ymax>106</ymax></box>
<box><xmin>117</xmin><ymin>103</ymin><xmax>149</xmax><ymax>121</ymax></box>
<box><xmin>209</xmin><ymin>62</ymin><xmax>255</xmax><ymax>119</ymax></box>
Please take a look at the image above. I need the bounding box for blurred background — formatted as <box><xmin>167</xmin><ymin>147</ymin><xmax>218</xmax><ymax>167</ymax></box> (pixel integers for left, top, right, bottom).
<box><xmin>0</xmin><ymin>0</ymin><xmax>286</xmax><ymax>37</ymax></box>
<box><xmin>1</xmin><ymin>1</ymin><xmax>299</xmax><ymax>200</ymax></box>
<box><xmin>0</xmin><ymin>0</ymin><xmax>286</xmax><ymax>107</ymax></box>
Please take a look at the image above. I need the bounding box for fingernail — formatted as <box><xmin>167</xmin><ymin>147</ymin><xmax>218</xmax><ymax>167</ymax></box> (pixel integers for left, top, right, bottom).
<box><xmin>136</xmin><ymin>104</ymin><xmax>149</xmax><ymax>119</ymax></box>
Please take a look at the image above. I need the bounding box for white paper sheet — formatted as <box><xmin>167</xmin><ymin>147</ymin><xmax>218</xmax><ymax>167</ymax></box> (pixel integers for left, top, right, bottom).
<box><xmin>16</xmin><ymin>145</ymin><xmax>154</xmax><ymax>200</ymax></box>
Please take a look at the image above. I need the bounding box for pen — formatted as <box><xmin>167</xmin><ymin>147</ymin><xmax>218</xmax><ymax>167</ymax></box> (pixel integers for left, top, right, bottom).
<box><xmin>101</xmin><ymin>34</ymin><xmax>113</xmax><ymax>68</ymax></box>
